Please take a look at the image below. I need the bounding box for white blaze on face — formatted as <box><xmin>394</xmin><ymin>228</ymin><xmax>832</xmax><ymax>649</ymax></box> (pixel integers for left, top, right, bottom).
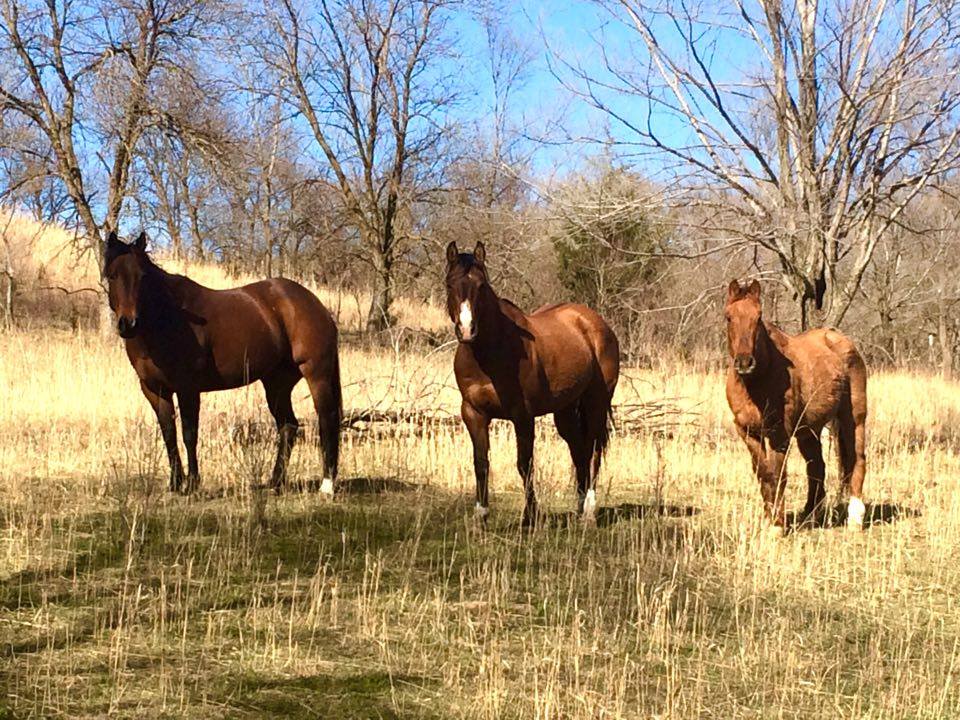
<box><xmin>458</xmin><ymin>300</ymin><xmax>473</xmax><ymax>339</ymax></box>
<box><xmin>847</xmin><ymin>496</ymin><xmax>865</xmax><ymax>529</ymax></box>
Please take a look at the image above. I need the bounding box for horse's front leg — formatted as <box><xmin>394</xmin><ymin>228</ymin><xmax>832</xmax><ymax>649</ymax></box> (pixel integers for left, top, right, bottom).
<box><xmin>462</xmin><ymin>401</ymin><xmax>491</xmax><ymax>523</ymax></box>
<box><xmin>514</xmin><ymin>416</ymin><xmax>537</xmax><ymax>528</ymax></box>
<box><xmin>737</xmin><ymin>425</ymin><xmax>786</xmax><ymax>531</ymax></box>
<box><xmin>763</xmin><ymin>435</ymin><xmax>789</xmax><ymax>530</ymax></box>
<box><xmin>140</xmin><ymin>381</ymin><xmax>184</xmax><ymax>492</ymax></box>
<box><xmin>178</xmin><ymin>391</ymin><xmax>201</xmax><ymax>494</ymax></box>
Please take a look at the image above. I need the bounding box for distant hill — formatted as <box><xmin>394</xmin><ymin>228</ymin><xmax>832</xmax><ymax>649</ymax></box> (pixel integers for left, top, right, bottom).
<box><xmin>0</xmin><ymin>209</ymin><xmax>448</xmax><ymax>334</ymax></box>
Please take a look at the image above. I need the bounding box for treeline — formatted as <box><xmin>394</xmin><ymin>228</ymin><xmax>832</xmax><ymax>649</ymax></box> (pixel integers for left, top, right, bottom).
<box><xmin>1</xmin><ymin>0</ymin><xmax>959</xmax><ymax>376</ymax></box>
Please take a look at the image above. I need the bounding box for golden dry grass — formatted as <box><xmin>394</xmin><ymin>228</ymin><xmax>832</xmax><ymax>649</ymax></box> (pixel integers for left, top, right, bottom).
<box><xmin>1</xmin><ymin>325</ymin><xmax>959</xmax><ymax>718</ymax></box>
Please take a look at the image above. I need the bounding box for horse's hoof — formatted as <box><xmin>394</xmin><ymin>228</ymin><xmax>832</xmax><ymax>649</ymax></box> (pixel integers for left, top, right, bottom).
<box><xmin>580</xmin><ymin>489</ymin><xmax>598</xmax><ymax>525</ymax></box>
<box><xmin>846</xmin><ymin>496</ymin><xmax>865</xmax><ymax>531</ymax></box>
<box><xmin>799</xmin><ymin>507</ymin><xmax>821</xmax><ymax>529</ymax></box>
<box><xmin>521</xmin><ymin>507</ymin><xmax>538</xmax><ymax>530</ymax></box>
<box><xmin>761</xmin><ymin>522</ymin><xmax>784</xmax><ymax>540</ymax></box>
<box><xmin>473</xmin><ymin>503</ymin><xmax>489</xmax><ymax>525</ymax></box>
<box><xmin>319</xmin><ymin>477</ymin><xmax>335</xmax><ymax>497</ymax></box>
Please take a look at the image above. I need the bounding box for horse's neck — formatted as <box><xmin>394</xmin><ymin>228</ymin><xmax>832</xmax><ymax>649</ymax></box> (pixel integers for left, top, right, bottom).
<box><xmin>763</xmin><ymin>322</ymin><xmax>796</xmax><ymax>366</ymax></box>
<box><xmin>470</xmin><ymin>293</ymin><xmax>517</xmax><ymax>362</ymax></box>
<box><xmin>155</xmin><ymin>269</ymin><xmax>199</xmax><ymax>309</ymax></box>
<box><xmin>143</xmin><ymin>268</ymin><xmax>198</xmax><ymax>329</ymax></box>
<box><xmin>739</xmin><ymin>324</ymin><xmax>789</xmax><ymax>397</ymax></box>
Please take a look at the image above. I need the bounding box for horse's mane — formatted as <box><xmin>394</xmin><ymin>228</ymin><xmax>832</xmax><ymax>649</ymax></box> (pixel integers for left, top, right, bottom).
<box><xmin>104</xmin><ymin>240</ymin><xmax>162</xmax><ymax>275</ymax></box>
<box><xmin>499</xmin><ymin>297</ymin><xmax>524</xmax><ymax>314</ymax></box>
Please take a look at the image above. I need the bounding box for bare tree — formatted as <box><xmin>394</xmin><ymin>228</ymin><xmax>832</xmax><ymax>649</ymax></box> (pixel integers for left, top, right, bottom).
<box><xmin>0</xmin><ymin>0</ymin><xmax>221</xmax><ymax>267</ymax></box>
<box><xmin>568</xmin><ymin>0</ymin><xmax>960</xmax><ymax>328</ymax></box>
<box><xmin>260</xmin><ymin>0</ymin><xmax>459</xmax><ymax>330</ymax></box>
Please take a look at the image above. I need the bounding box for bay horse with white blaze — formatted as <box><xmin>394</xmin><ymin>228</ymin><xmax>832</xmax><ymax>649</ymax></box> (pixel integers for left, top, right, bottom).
<box><xmin>445</xmin><ymin>241</ymin><xmax>620</xmax><ymax>527</ymax></box>
<box><xmin>104</xmin><ymin>231</ymin><xmax>341</xmax><ymax>494</ymax></box>
<box><xmin>724</xmin><ymin>279</ymin><xmax>868</xmax><ymax>532</ymax></box>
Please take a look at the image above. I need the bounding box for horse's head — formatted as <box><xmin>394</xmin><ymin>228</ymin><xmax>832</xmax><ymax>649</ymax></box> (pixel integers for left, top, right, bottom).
<box><xmin>104</xmin><ymin>231</ymin><xmax>149</xmax><ymax>338</ymax></box>
<box><xmin>445</xmin><ymin>241</ymin><xmax>490</xmax><ymax>343</ymax></box>
<box><xmin>725</xmin><ymin>279</ymin><xmax>764</xmax><ymax>377</ymax></box>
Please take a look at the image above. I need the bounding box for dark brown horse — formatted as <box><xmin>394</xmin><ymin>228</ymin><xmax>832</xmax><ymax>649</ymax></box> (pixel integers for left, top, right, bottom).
<box><xmin>724</xmin><ymin>279</ymin><xmax>867</xmax><ymax>532</ymax></box>
<box><xmin>445</xmin><ymin>241</ymin><xmax>620</xmax><ymax>526</ymax></box>
<box><xmin>104</xmin><ymin>231</ymin><xmax>341</xmax><ymax>494</ymax></box>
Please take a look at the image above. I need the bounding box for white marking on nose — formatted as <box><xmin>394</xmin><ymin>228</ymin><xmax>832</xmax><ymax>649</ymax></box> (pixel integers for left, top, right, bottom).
<box><xmin>319</xmin><ymin>477</ymin><xmax>334</xmax><ymax>497</ymax></box>
<box><xmin>459</xmin><ymin>301</ymin><xmax>473</xmax><ymax>336</ymax></box>
<box><xmin>847</xmin><ymin>496</ymin><xmax>865</xmax><ymax>529</ymax></box>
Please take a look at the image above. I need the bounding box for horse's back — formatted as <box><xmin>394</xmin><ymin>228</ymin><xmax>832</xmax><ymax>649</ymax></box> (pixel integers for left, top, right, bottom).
<box><xmin>239</xmin><ymin>278</ymin><xmax>338</xmax><ymax>360</ymax></box>
<box><xmin>527</xmin><ymin>302</ymin><xmax>620</xmax><ymax>394</ymax></box>
<box><xmin>191</xmin><ymin>277</ymin><xmax>336</xmax><ymax>379</ymax></box>
<box><xmin>791</xmin><ymin>326</ymin><xmax>864</xmax><ymax>374</ymax></box>
<box><xmin>783</xmin><ymin>326</ymin><xmax>867</xmax><ymax>423</ymax></box>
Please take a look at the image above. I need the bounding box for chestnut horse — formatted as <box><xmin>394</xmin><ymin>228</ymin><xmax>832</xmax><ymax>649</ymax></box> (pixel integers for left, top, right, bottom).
<box><xmin>724</xmin><ymin>279</ymin><xmax>867</xmax><ymax>531</ymax></box>
<box><xmin>104</xmin><ymin>231</ymin><xmax>341</xmax><ymax>494</ymax></box>
<box><xmin>445</xmin><ymin>241</ymin><xmax>620</xmax><ymax>527</ymax></box>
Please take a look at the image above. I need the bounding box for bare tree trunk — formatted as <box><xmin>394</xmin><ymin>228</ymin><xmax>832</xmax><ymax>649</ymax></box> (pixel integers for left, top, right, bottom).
<box><xmin>1</xmin><ymin>269</ymin><xmax>12</xmax><ymax>331</ymax></box>
<box><xmin>366</xmin><ymin>231</ymin><xmax>394</xmax><ymax>331</ymax></box>
<box><xmin>939</xmin><ymin>294</ymin><xmax>954</xmax><ymax>381</ymax></box>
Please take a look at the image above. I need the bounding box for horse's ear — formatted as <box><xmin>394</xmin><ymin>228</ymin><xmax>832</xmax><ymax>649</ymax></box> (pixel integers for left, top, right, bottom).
<box><xmin>727</xmin><ymin>279</ymin><xmax>741</xmax><ymax>301</ymax></box>
<box><xmin>747</xmin><ymin>279</ymin><xmax>761</xmax><ymax>299</ymax></box>
<box><xmin>474</xmin><ymin>241</ymin><xmax>486</xmax><ymax>266</ymax></box>
<box><xmin>133</xmin><ymin>231</ymin><xmax>147</xmax><ymax>251</ymax></box>
<box><xmin>446</xmin><ymin>241</ymin><xmax>458</xmax><ymax>265</ymax></box>
<box><xmin>106</xmin><ymin>231</ymin><xmax>120</xmax><ymax>248</ymax></box>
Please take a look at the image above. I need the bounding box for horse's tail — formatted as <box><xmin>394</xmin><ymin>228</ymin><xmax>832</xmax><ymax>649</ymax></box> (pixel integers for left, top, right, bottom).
<box><xmin>836</xmin><ymin>346</ymin><xmax>868</xmax><ymax>495</ymax></box>
<box><xmin>331</xmin><ymin>341</ymin><xmax>343</xmax><ymax>428</ymax></box>
<box><xmin>590</xmin><ymin>392</ymin><xmax>615</xmax><ymax>480</ymax></box>
<box><xmin>321</xmin><ymin>339</ymin><xmax>343</xmax><ymax>482</ymax></box>
<box><xmin>590</xmin><ymin>320</ymin><xmax>620</xmax><ymax>480</ymax></box>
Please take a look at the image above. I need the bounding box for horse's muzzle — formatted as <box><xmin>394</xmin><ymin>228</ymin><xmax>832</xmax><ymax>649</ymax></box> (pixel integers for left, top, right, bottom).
<box><xmin>455</xmin><ymin>324</ymin><xmax>476</xmax><ymax>343</ymax></box>
<box><xmin>734</xmin><ymin>354</ymin><xmax>756</xmax><ymax>376</ymax></box>
<box><xmin>117</xmin><ymin>316</ymin><xmax>138</xmax><ymax>338</ymax></box>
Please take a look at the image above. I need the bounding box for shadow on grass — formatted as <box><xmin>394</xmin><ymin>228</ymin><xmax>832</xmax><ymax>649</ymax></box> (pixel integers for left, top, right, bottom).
<box><xmin>501</xmin><ymin>502</ymin><xmax>701</xmax><ymax>533</ymax></box>
<box><xmin>336</xmin><ymin>476</ymin><xmax>420</xmax><ymax>495</ymax></box>
<box><xmin>0</xmin><ymin>511</ymin><xmax>125</xmax><ymax>612</ymax></box>
<box><xmin>247</xmin><ymin>475</ymin><xmax>421</xmax><ymax>496</ymax></box>
<box><xmin>785</xmin><ymin>501</ymin><xmax>921</xmax><ymax>534</ymax></box>
<box><xmin>222</xmin><ymin>670</ymin><xmax>439</xmax><ymax>718</ymax></box>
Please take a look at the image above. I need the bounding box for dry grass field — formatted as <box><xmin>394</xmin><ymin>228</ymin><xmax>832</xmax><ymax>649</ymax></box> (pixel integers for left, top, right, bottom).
<box><xmin>1</xmin><ymin>320</ymin><xmax>959</xmax><ymax>718</ymax></box>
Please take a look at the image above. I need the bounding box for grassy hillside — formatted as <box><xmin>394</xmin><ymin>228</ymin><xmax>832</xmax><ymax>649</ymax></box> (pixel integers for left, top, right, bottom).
<box><xmin>0</xmin><ymin>209</ymin><xmax>447</xmax><ymax>333</ymax></box>
<box><xmin>0</xmin><ymin>326</ymin><xmax>957</xmax><ymax>717</ymax></box>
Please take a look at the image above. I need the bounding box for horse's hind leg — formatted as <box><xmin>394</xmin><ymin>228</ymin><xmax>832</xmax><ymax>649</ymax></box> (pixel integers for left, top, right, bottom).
<box><xmin>837</xmin><ymin>380</ymin><xmax>868</xmax><ymax>529</ymax></box>
<box><xmin>262</xmin><ymin>371</ymin><xmax>301</xmax><ymax>493</ymax></box>
<box><xmin>514</xmin><ymin>416</ymin><xmax>537</xmax><ymax>528</ymax></box>
<box><xmin>796</xmin><ymin>428</ymin><xmax>826</xmax><ymax>526</ymax></box>
<box><xmin>554</xmin><ymin>406</ymin><xmax>591</xmax><ymax>516</ymax></box>
<box><xmin>580</xmin><ymin>384</ymin><xmax>614</xmax><ymax>522</ymax></box>
<box><xmin>301</xmin><ymin>358</ymin><xmax>341</xmax><ymax>496</ymax></box>
<box><xmin>178</xmin><ymin>391</ymin><xmax>202</xmax><ymax>494</ymax></box>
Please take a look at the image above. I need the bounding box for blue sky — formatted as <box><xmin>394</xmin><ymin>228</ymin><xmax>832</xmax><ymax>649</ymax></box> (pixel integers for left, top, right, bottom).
<box><xmin>452</xmin><ymin>1</ymin><xmax>764</xmax><ymax>179</ymax></box>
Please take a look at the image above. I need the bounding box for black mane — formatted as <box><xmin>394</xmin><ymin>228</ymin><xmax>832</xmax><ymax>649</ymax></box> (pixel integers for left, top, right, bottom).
<box><xmin>103</xmin><ymin>238</ymin><xmax>159</xmax><ymax>275</ymax></box>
